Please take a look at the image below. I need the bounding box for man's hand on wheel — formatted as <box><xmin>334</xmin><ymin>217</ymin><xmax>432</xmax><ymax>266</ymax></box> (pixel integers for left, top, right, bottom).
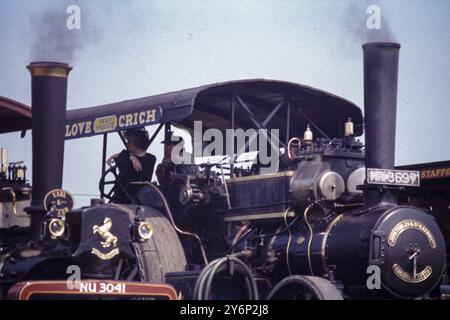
<box><xmin>106</xmin><ymin>153</ymin><xmax>120</xmax><ymax>166</ymax></box>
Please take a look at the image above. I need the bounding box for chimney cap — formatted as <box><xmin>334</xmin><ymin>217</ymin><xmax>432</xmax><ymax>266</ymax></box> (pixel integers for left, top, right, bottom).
<box><xmin>27</xmin><ymin>61</ymin><xmax>72</xmax><ymax>78</ymax></box>
<box><xmin>362</xmin><ymin>42</ymin><xmax>401</xmax><ymax>49</ymax></box>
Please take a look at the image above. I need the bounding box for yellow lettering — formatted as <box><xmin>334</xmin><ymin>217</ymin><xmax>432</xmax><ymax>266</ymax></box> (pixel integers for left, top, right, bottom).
<box><xmin>85</xmin><ymin>121</ymin><xmax>92</xmax><ymax>134</ymax></box>
<box><xmin>119</xmin><ymin>115</ymin><xmax>125</xmax><ymax>127</ymax></box>
<box><xmin>77</xmin><ymin>122</ymin><xmax>85</xmax><ymax>134</ymax></box>
<box><xmin>422</xmin><ymin>167</ymin><xmax>450</xmax><ymax>179</ymax></box>
<box><xmin>133</xmin><ymin>112</ymin><xmax>138</xmax><ymax>125</ymax></box>
<box><xmin>139</xmin><ymin>112</ymin><xmax>146</xmax><ymax>124</ymax></box>
<box><xmin>125</xmin><ymin>114</ymin><xmax>133</xmax><ymax>127</ymax></box>
<box><xmin>71</xmin><ymin>124</ymin><xmax>78</xmax><ymax>136</ymax></box>
<box><xmin>65</xmin><ymin>125</ymin><xmax>71</xmax><ymax>137</ymax></box>
<box><xmin>146</xmin><ymin>109</ymin><xmax>156</xmax><ymax>123</ymax></box>
<box><xmin>52</xmin><ymin>190</ymin><xmax>66</xmax><ymax>198</ymax></box>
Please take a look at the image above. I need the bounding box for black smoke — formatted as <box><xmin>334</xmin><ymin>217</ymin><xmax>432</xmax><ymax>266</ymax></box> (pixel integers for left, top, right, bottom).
<box><xmin>343</xmin><ymin>1</ymin><xmax>397</xmax><ymax>43</ymax></box>
<box><xmin>29</xmin><ymin>3</ymin><xmax>102</xmax><ymax>64</ymax></box>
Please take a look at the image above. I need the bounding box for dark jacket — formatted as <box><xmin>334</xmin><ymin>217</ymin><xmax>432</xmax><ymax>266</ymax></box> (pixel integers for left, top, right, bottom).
<box><xmin>113</xmin><ymin>150</ymin><xmax>156</xmax><ymax>203</ymax></box>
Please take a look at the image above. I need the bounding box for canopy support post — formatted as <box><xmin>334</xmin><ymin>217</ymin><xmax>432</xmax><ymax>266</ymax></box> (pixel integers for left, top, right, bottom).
<box><xmin>118</xmin><ymin>131</ymin><xmax>126</xmax><ymax>146</ymax></box>
<box><xmin>101</xmin><ymin>133</ymin><xmax>108</xmax><ymax>200</ymax></box>
<box><xmin>286</xmin><ymin>100</ymin><xmax>291</xmax><ymax>145</ymax></box>
<box><xmin>149</xmin><ymin>122</ymin><xmax>164</xmax><ymax>146</ymax></box>
<box><xmin>230</xmin><ymin>94</ymin><xmax>236</xmax><ymax>177</ymax></box>
<box><xmin>164</xmin><ymin>122</ymin><xmax>172</xmax><ymax>143</ymax></box>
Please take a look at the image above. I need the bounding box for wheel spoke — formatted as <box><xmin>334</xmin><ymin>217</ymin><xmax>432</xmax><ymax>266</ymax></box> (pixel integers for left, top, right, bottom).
<box><xmin>114</xmin><ymin>259</ymin><xmax>124</xmax><ymax>280</ymax></box>
<box><xmin>99</xmin><ymin>164</ymin><xmax>120</xmax><ymax>200</ymax></box>
<box><xmin>106</xmin><ymin>186</ymin><xmax>116</xmax><ymax>198</ymax></box>
<box><xmin>127</xmin><ymin>266</ymin><xmax>139</xmax><ymax>281</ymax></box>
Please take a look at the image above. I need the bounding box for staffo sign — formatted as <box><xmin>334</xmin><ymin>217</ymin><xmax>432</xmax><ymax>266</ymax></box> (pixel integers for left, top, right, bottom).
<box><xmin>64</xmin><ymin>106</ymin><xmax>162</xmax><ymax>140</ymax></box>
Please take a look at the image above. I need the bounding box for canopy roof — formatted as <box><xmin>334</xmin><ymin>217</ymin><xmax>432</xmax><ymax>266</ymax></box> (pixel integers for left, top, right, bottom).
<box><xmin>65</xmin><ymin>79</ymin><xmax>363</xmax><ymax>141</ymax></box>
<box><xmin>0</xmin><ymin>96</ymin><xmax>32</xmax><ymax>133</ymax></box>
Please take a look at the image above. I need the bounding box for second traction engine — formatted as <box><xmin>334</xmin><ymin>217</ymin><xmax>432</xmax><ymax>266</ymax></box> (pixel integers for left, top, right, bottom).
<box><xmin>165</xmin><ymin>43</ymin><xmax>447</xmax><ymax>300</ymax></box>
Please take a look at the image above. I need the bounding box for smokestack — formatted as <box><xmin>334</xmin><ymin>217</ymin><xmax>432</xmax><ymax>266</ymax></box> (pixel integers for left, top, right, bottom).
<box><xmin>362</xmin><ymin>42</ymin><xmax>400</xmax><ymax>205</ymax></box>
<box><xmin>26</xmin><ymin>62</ymin><xmax>72</xmax><ymax>241</ymax></box>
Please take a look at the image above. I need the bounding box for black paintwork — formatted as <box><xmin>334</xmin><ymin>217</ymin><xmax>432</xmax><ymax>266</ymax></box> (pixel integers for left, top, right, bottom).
<box><xmin>66</xmin><ymin>79</ymin><xmax>363</xmax><ymax>142</ymax></box>
<box><xmin>1</xmin><ymin>44</ymin><xmax>448</xmax><ymax>300</ymax></box>
<box><xmin>362</xmin><ymin>43</ymin><xmax>400</xmax><ymax>206</ymax></box>
<box><xmin>25</xmin><ymin>62</ymin><xmax>71</xmax><ymax>242</ymax></box>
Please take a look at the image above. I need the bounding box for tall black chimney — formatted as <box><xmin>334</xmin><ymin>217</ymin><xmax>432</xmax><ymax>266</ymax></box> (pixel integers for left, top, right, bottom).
<box><xmin>362</xmin><ymin>42</ymin><xmax>400</xmax><ymax>206</ymax></box>
<box><xmin>26</xmin><ymin>62</ymin><xmax>72</xmax><ymax>241</ymax></box>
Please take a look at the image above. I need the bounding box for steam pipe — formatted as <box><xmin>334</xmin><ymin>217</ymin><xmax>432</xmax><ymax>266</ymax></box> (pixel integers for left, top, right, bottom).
<box><xmin>26</xmin><ymin>62</ymin><xmax>72</xmax><ymax>241</ymax></box>
<box><xmin>362</xmin><ymin>42</ymin><xmax>400</xmax><ymax>206</ymax></box>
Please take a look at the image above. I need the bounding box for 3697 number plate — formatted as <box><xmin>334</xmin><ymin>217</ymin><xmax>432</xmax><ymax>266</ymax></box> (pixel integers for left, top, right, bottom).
<box><xmin>367</xmin><ymin>168</ymin><xmax>420</xmax><ymax>187</ymax></box>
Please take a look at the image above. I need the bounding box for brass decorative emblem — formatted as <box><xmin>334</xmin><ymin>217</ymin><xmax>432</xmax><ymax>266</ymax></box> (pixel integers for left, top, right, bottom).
<box><xmin>91</xmin><ymin>217</ymin><xmax>120</xmax><ymax>260</ymax></box>
<box><xmin>388</xmin><ymin>220</ymin><xmax>436</xmax><ymax>249</ymax></box>
<box><xmin>392</xmin><ymin>264</ymin><xmax>433</xmax><ymax>284</ymax></box>
<box><xmin>93</xmin><ymin>116</ymin><xmax>118</xmax><ymax>134</ymax></box>
<box><xmin>91</xmin><ymin>248</ymin><xmax>120</xmax><ymax>260</ymax></box>
<box><xmin>44</xmin><ymin>189</ymin><xmax>74</xmax><ymax>216</ymax></box>
<box><xmin>93</xmin><ymin>217</ymin><xmax>118</xmax><ymax>248</ymax></box>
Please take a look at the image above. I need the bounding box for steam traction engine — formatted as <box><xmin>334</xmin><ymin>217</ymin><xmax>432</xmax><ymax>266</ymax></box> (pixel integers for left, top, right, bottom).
<box><xmin>163</xmin><ymin>43</ymin><xmax>447</xmax><ymax>300</ymax></box>
<box><xmin>0</xmin><ymin>63</ymin><xmax>180</xmax><ymax>300</ymax></box>
<box><xmin>0</xmin><ymin>43</ymin><xmax>448</xmax><ymax>300</ymax></box>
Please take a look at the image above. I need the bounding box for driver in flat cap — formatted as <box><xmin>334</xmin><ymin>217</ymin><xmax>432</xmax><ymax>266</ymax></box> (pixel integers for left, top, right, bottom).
<box><xmin>156</xmin><ymin>132</ymin><xmax>181</xmax><ymax>187</ymax></box>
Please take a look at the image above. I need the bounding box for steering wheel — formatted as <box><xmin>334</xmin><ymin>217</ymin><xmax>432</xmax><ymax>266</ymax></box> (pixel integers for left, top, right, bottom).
<box><xmin>99</xmin><ymin>164</ymin><xmax>128</xmax><ymax>201</ymax></box>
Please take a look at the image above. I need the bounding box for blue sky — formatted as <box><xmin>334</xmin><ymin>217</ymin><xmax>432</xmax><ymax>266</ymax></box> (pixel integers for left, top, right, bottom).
<box><xmin>1</xmin><ymin>0</ymin><xmax>449</xmax><ymax>205</ymax></box>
